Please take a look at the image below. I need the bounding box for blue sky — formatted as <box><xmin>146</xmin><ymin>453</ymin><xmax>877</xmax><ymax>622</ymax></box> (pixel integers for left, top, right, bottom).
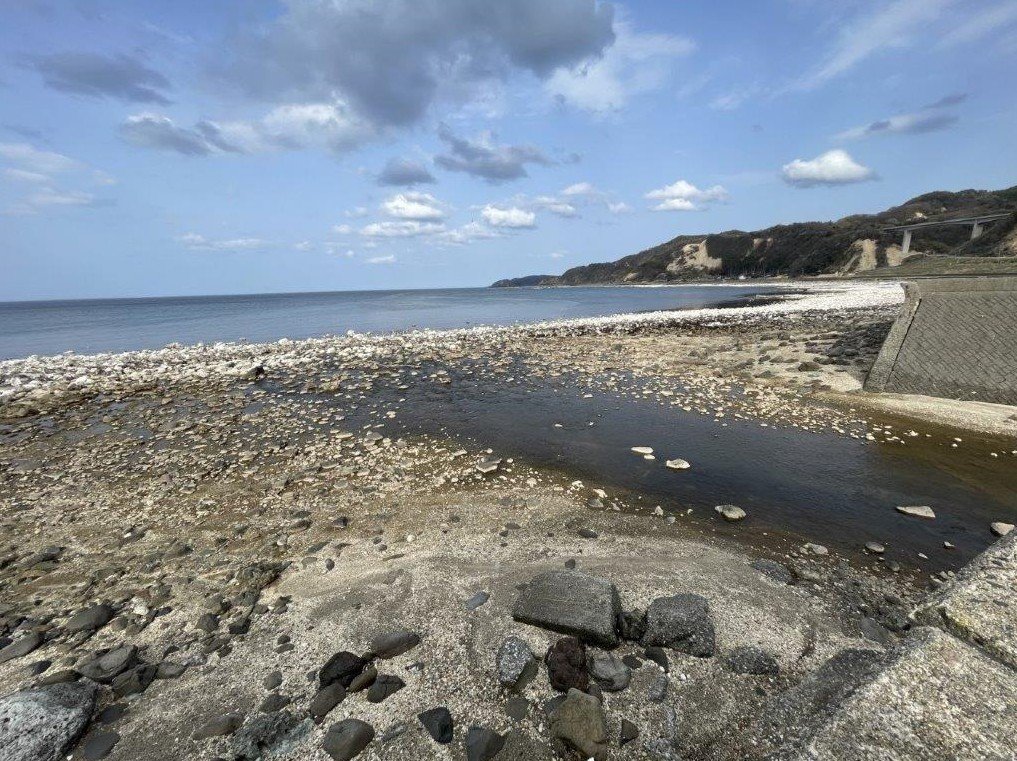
<box><xmin>1</xmin><ymin>0</ymin><xmax>1015</xmax><ymax>301</ymax></box>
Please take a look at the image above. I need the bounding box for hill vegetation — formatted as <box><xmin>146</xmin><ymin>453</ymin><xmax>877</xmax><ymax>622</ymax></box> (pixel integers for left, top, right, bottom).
<box><xmin>491</xmin><ymin>186</ymin><xmax>1017</xmax><ymax>286</ymax></box>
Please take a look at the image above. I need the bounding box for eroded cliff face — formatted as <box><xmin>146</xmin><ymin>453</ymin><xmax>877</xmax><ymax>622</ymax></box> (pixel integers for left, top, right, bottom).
<box><xmin>493</xmin><ymin>186</ymin><xmax>1017</xmax><ymax>286</ymax></box>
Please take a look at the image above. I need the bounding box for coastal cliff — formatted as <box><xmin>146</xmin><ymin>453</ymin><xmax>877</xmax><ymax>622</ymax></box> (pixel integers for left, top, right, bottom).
<box><xmin>492</xmin><ymin>186</ymin><xmax>1017</xmax><ymax>287</ymax></box>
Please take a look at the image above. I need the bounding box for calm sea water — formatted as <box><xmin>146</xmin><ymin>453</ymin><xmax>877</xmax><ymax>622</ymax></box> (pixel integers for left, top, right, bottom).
<box><xmin>0</xmin><ymin>285</ymin><xmax>772</xmax><ymax>360</ymax></box>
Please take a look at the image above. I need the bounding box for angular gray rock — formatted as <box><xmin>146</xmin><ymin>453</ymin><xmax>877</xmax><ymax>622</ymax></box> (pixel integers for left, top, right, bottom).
<box><xmin>512</xmin><ymin>570</ymin><xmax>620</xmax><ymax>647</ymax></box>
<box><xmin>0</xmin><ymin>681</ymin><xmax>97</xmax><ymax>761</ymax></box>
<box><xmin>365</xmin><ymin>674</ymin><xmax>404</xmax><ymax>703</ymax></box>
<box><xmin>192</xmin><ymin>712</ymin><xmax>244</xmax><ymax>739</ymax></box>
<box><xmin>322</xmin><ymin>718</ymin><xmax>375</xmax><ymax>760</ymax></box>
<box><xmin>78</xmin><ymin>645</ymin><xmax>137</xmax><ymax>683</ymax></box>
<box><xmin>548</xmin><ymin>688</ymin><xmax>609</xmax><ymax>761</ymax></box>
<box><xmin>319</xmin><ymin>652</ymin><xmax>368</xmax><ymax>688</ymax></box>
<box><xmin>642</xmin><ymin>594</ymin><xmax>716</xmax><ymax>657</ymax></box>
<box><xmin>309</xmin><ymin>683</ymin><xmax>346</xmax><ymax>723</ymax></box>
<box><xmin>496</xmin><ymin>636</ymin><xmax>537</xmax><ymax>689</ymax></box>
<box><xmin>587</xmin><ymin>651</ymin><xmax>631</xmax><ymax>691</ymax></box>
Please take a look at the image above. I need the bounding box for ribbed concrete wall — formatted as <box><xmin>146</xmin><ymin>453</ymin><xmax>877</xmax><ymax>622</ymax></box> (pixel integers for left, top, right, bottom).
<box><xmin>865</xmin><ymin>277</ymin><xmax>1017</xmax><ymax>405</ymax></box>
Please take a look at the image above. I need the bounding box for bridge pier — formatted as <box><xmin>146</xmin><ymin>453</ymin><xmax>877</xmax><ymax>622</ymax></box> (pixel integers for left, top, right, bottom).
<box><xmin>901</xmin><ymin>229</ymin><xmax>912</xmax><ymax>255</ymax></box>
<box><xmin>971</xmin><ymin>221</ymin><xmax>983</xmax><ymax>240</ymax></box>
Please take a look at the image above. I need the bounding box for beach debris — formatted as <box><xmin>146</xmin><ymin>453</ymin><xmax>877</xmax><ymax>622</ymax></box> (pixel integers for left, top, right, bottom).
<box><xmin>896</xmin><ymin>505</ymin><xmax>936</xmax><ymax>520</ymax></box>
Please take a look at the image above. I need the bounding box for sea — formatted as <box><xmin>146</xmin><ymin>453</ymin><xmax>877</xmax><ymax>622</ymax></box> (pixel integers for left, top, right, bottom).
<box><xmin>0</xmin><ymin>284</ymin><xmax>773</xmax><ymax>360</ymax></box>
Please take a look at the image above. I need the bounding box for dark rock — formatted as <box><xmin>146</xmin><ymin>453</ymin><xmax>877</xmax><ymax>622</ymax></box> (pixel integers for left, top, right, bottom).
<box><xmin>259</xmin><ymin>692</ymin><xmax>291</xmax><ymax>713</ymax></box>
<box><xmin>621</xmin><ymin>655</ymin><xmax>642</xmax><ymax>669</ymax></box>
<box><xmin>647</xmin><ymin>673</ymin><xmax>668</xmax><ymax>703</ymax></box>
<box><xmin>587</xmin><ymin>651</ymin><xmax>631</xmax><ymax>691</ymax></box>
<box><xmin>319</xmin><ymin>651</ymin><xmax>369</xmax><ymax>688</ymax></box>
<box><xmin>369</xmin><ymin>630</ymin><xmax>420</xmax><ymax>659</ymax></box>
<box><xmin>547</xmin><ymin>688</ymin><xmax>609</xmax><ymax>761</ymax></box>
<box><xmin>78</xmin><ymin>646</ymin><xmax>136</xmax><ymax>684</ymax></box>
<box><xmin>465</xmin><ymin>726</ymin><xmax>506</xmax><ymax>761</ymax></box>
<box><xmin>322</xmin><ymin>718</ymin><xmax>374</xmax><ymax>761</ymax></box>
<box><xmin>617</xmin><ymin>609</ymin><xmax>647</xmax><ymax>642</ymax></box>
<box><xmin>76</xmin><ymin>730</ymin><xmax>119</xmax><ymax>760</ymax></box>
<box><xmin>577</xmin><ymin>528</ymin><xmax>599</xmax><ymax>539</ymax></box>
<box><xmin>505</xmin><ymin>696</ymin><xmax>529</xmax><ymax>721</ymax></box>
<box><xmin>0</xmin><ymin>631</ymin><xmax>43</xmax><ymax>664</ymax></box>
<box><xmin>620</xmin><ymin>718</ymin><xmax>639</xmax><ymax>747</ymax></box>
<box><xmin>642</xmin><ymin>594</ymin><xmax>716</xmax><ymax>657</ymax></box>
<box><xmin>37</xmin><ymin>670</ymin><xmax>80</xmax><ymax>686</ymax></box>
<box><xmin>496</xmin><ymin>636</ymin><xmax>537</xmax><ymax>690</ymax></box>
<box><xmin>724</xmin><ymin>646</ymin><xmax>779</xmax><ymax>676</ymax></box>
<box><xmin>193</xmin><ymin>712</ymin><xmax>244</xmax><ymax>740</ymax></box>
<box><xmin>232</xmin><ymin>710</ymin><xmax>304</xmax><ymax>759</ymax></box>
<box><xmin>65</xmin><ymin>604</ymin><xmax>114</xmax><ymax>634</ymax></box>
<box><xmin>309</xmin><ymin>683</ymin><xmax>346</xmax><ymax>723</ymax></box>
<box><xmin>0</xmin><ymin>681</ymin><xmax>97</xmax><ymax>761</ymax></box>
<box><xmin>417</xmin><ymin>706</ymin><xmax>453</xmax><ymax>744</ymax></box>
<box><xmin>366</xmin><ymin>674</ymin><xmax>404</xmax><ymax>703</ymax></box>
<box><xmin>858</xmin><ymin>617</ymin><xmax>895</xmax><ymax>646</ymax></box>
<box><xmin>751</xmin><ymin>559</ymin><xmax>796</xmax><ymax>585</ymax></box>
<box><xmin>196</xmin><ymin>613</ymin><xmax>219</xmax><ymax>632</ymax></box>
<box><xmin>545</xmin><ymin>637</ymin><xmax>589</xmax><ymax>693</ymax></box>
<box><xmin>644</xmin><ymin>646</ymin><xmax>669</xmax><ymax>672</ymax></box>
<box><xmin>347</xmin><ymin>664</ymin><xmax>377</xmax><ymax>692</ymax></box>
<box><xmin>512</xmin><ymin>570</ymin><xmax>620</xmax><ymax>647</ymax></box>
<box><xmin>111</xmin><ymin>663</ymin><xmax>157</xmax><ymax>696</ymax></box>
<box><xmin>97</xmin><ymin>704</ymin><xmax>127</xmax><ymax>725</ymax></box>
<box><xmin>465</xmin><ymin>591</ymin><xmax>490</xmax><ymax>611</ymax></box>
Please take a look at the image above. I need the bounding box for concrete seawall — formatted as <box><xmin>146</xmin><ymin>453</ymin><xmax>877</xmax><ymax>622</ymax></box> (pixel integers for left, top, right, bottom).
<box><xmin>866</xmin><ymin>277</ymin><xmax>1017</xmax><ymax>405</ymax></box>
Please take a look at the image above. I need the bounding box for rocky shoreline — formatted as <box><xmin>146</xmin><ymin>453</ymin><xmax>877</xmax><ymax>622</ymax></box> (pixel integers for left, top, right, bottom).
<box><xmin>2</xmin><ymin>280</ymin><xmax>1015</xmax><ymax>760</ymax></box>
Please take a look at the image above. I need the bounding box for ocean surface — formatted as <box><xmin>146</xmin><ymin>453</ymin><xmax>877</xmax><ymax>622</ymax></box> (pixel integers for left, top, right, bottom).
<box><xmin>0</xmin><ymin>285</ymin><xmax>774</xmax><ymax>360</ymax></box>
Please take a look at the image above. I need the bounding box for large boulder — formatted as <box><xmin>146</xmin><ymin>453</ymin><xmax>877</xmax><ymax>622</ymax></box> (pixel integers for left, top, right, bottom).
<box><xmin>512</xmin><ymin>570</ymin><xmax>620</xmax><ymax>647</ymax></box>
<box><xmin>642</xmin><ymin>594</ymin><xmax>716</xmax><ymax>657</ymax></box>
<box><xmin>0</xmin><ymin>681</ymin><xmax>98</xmax><ymax>761</ymax></box>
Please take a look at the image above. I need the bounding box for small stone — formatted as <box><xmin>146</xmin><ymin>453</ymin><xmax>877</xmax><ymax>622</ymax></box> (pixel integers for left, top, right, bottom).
<box><xmin>194</xmin><ymin>713</ymin><xmax>245</xmax><ymax>739</ymax></box>
<box><xmin>714</xmin><ymin>504</ymin><xmax>746</xmax><ymax>522</ymax></box>
<box><xmin>505</xmin><ymin>696</ymin><xmax>529</xmax><ymax>721</ymax></box>
<box><xmin>751</xmin><ymin>559</ymin><xmax>795</xmax><ymax>585</ymax></box>
<box><xmin>309</xmin><ymin>683</ymin><xmax>346</xmax><ymax>723</ymax></box>
<box><xmin>630</xmin><ymin>447</ymin><xmax>653</xmax><ymax>455</ymax></box>
<box><xmin>465</xmin><ymin>726</ymin><xmax>506</xmax><ymax>761</ymax></box>
<box><xmin>111</xmin><ymin>664</ymin><xmax>157</xmax><ymax>696</ymax></box>
<box><xmin>417</xmin><ymin>706</ymin><xmax>453</xmax><ymax>744</ymax></box>
<box><xmin>497</xmin><ymin>636</ymin><xmax>537</xmax><ymax>689</ymax></box>
<box><xmin>465</xmin><ymin>591</ymin><xmax>490</xmax><ymax>611</ymax></box>
<box><xmin>587</xmin><ymin>651</ymin><xmax>631</xmax><ymax>691</ymax></box>
<box><xmin>545</xmin><ymin>637</ymin><xmax>589</xmax><ymax>693</ymax></box>
<box><xmin>577</xmin><ymin>528</ymin><xmax>599</xmax><ymax>539</ymax></box>
<box><xmin>369</xmin><ymin>630</ymin><xmax>420</xmax><ymax>659</ymax></box>
<box><xmin>258</xmin><ymin>692</ymin><xmax>291</xmax><ymax>713</ymax></box>
<box><xmin>803</xmin><ymin>543</ymin><xmax>829</xmax><ymax>556</ymax></box>
<box><xmin>319</xmin><ymin>652</ymin><xmax>368</xmax><ymax>688</ymax></box>
<box><xmin>620</xmin><ymin>718</ymin><xmax>639</xmax><ymax>746</ymax></box>
<box><xmin>76</xmin><ymin>729</ymin><xmax>119</xmax><ymax>760</ymax></box>
<box><xmin>723</xmin><ymin>646</ymin><xmax>779</xmax><ymax>676</ymax></box>
<box><xmin>0</xmin><ymin>631</ymin><xmax>43</xmax><ymax>665</ymax></box>
<box><xmin>347</xmin><ymin>664</ymin><xmax>377</xmax><ymax>692</ymax></box>
<box><xmin>548</xmin><ymin>688</ymin><xmax>609</xmax><ymax>761</ymax></box>
<box><xmin>322</xmin><ymin>718</ymin><xmax>375</xmax><ymax>761</ymax></box>
<box><xmin>864</xmin><ymin>542</ymin><xmax>885</xmax><ymax>555</ymax></box>
<box><xmin>647</xmin><ymin>673</ymin><xmax>668</xmax><ymax>702</ymax></box>
<box><xmin>990</xmin><ymin>522</ymin><xmax>1014</xmax><ymax>537</ymax></box>
<box><xmin>263</xmin><ymin>670</ymin><xmax>283</xmax><ymax>690</ymax></box>
<box><xmin>665</xmin><ymin>458</ymin><xmax>691</xmax><ymax>470</ymax></box>
<box><xmin>896</xmin><ymin>505</ymin><xmax>935</xmax><ymax>520</ymax></box>
<box><xmin>78</xmin><ymin>646</ymin><xmax>136</xmax><ymax>683</ymax></box>
<box><xmin>366</xmin><ymin>674</ymin><xmax>405</xmax><ymax>703</ymax></box>
<box><xmin>65</xmin><ymin>604</ymin><xmax>114</xmax><ymax>634</ymax></box>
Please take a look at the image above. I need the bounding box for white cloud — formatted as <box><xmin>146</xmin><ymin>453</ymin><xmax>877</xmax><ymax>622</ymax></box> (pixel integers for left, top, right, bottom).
<box><xmin>532</xmin><ymin>196</ymin><xmax>578</xmax><ymax>218</ymax></box>
<box><xmin>546</xmin><ymin>19</ymin><xmax>695</xmax><ymax>113</ymax></box>
<box><xmin>381</xmin><ymin>191</ymin><xmax>446</xmax><ymax>221</ymax></box>
<box><xmin>4</xmin><ymin>168</ymin><xmax>50</xmax><ymax>183</ymax></box>
<box><xmin>939</xmin><ymin>1</ymin><xmax>1017</xmax><ymax>47</ymax></box>
<box><xmin>344</xmin><ymin>206</ymin><xmax>369</xmax><ymax>218</ymax></box>
<box><xmin>561</xmin><ymin>181</ymin><xmax>597</xmax><ymax>196</ymax></box>
<box><xmin>481</xmin><ymin>205</ymin><xmax>537</xmax><ymax>228</ymax></box>
<box><xmin>332</xmin><ymin>224</ymin><xmax>353</xmax><ymax>235</ymax></box>
<box><xmin>360</xmin><ymin>220</ymin><xmax>445</xmax><ymax>238</ymax></box>
<box><xmin>645</xmin><ymin>180</ymin><xmax>728</xmax><ymax>211</ymax></box>
<box><xmin>436</xmin><ymin>221</ymin><xmax>502</xmax><ymax>246</ymax></box>
<box><xmin>367</xmin><ymin>254</ymin><xmax>396</xmax><ymax>264</ymax></box>
<box><xmin>781</xmin><ymin>149</ymin><xmax>876</xmax><ymax>187</ymax></box>
<box><xmin>607</xmin><ymin>201</ymin><xmax>632</xmax><ymax>214</ymax></box>
<box><xmin>0</xmin><ymin>142</ymin><xmax>82</xmax><ymax>174</ymax></box>
<box><xmin>324</xmin><ymin>242</ymin><xmax>355</xmax><ymax>257</ymax></box>
<box><xmin>177</xmin><ymin>233</ymin><xmax>267</xmax><ymax>250</ymax></box>
<box><xmin>798</xmin><ymin>0</ymin><xmax>952</xmax><ymax>89</ymax></box>
<box><xmin>293</xmin><ymin>240</ymin><xmax>313</xmax><ymax>251</ymax></box>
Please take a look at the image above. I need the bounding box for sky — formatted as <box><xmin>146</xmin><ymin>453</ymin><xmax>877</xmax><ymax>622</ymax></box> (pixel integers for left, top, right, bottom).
<box><xmin>1</xmin><ymin>0</ymin><xmax>1016</xmax><ymax>301</ymax></box>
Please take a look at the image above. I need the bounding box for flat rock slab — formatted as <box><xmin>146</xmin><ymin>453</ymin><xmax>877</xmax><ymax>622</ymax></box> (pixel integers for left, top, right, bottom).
<box><xmin>913</xmin><ymin>530</ymin><xmax>1017</xmax><ymax>670</ymax></box>
<box><xmin>0</xmin><ymin>681</ymin><xmax>98</xmax><ymax>761</ymax></box>
<box><xmin>512</xmin><ymin>570</ymin><xmax>620</xmax><ymax>647</ymax></box>
<box><xmin>806</xmin><ymin>627</ymin><xmax>1017</xmax><ymax>760</ymax></box>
